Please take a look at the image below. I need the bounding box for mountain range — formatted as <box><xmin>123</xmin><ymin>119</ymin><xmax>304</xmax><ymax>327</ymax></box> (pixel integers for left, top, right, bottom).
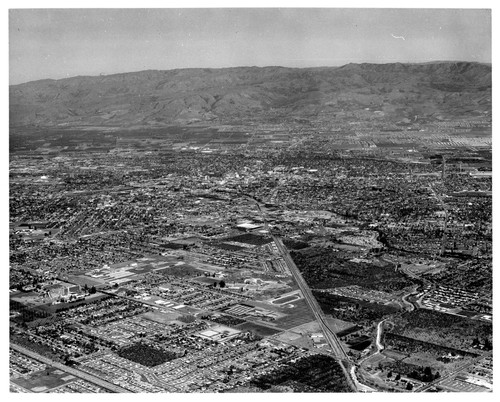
<box><xmin>9</xmin><ymin>62</ymin><xmax>491</xmax><ymax>129</ymax></box>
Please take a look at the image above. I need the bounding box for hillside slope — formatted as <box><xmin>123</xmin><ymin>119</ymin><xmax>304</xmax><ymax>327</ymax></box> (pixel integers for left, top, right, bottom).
<box><xmin>9</xmin><ymin>62</ymin><xmax>491</xmax><ymax>128</ymax></box>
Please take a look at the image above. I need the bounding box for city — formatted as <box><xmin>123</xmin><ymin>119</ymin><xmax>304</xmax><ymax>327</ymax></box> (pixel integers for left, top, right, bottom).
<box><xmin>9</xmin><ymin>7</ymin><xmax>492</xmax><ymax>395</ymax></box>
<box><xmin>9</xmin><ymin>114</ymin><xmax>492</xmax><ymax>393</ymax></box>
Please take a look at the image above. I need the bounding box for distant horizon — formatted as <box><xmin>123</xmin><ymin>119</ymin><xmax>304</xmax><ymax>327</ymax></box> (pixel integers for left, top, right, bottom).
<box><xmin>10</xmin><ymin>59</ymin><xmax>492</xmax><ymax>86</ymax></box>
<box><xmin>10</xmin><ymin>9</ymin><xmax>491</xmax><ymax>85</ymax></box>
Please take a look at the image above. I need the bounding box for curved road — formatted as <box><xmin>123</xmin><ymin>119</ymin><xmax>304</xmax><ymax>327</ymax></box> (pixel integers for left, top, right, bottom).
<box><xmin>375</xmin><ymin>319</ymin><xmax>386</xmax><ymax>352</ymax></box>
<box><xmin>349</xmin><ymin>319</ymin><xmax>386</xmax><ymax>393</ymax></box>
<box><xmin>350</xmin><ymin>365</ymin><xmax>377</xmax><ymax>393</ymax></box>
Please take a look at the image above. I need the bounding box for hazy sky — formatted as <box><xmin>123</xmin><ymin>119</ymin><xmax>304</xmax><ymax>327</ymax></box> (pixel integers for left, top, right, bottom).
<box><xmin>9</xmin><ymin>8</ymin><xmax>492</xmax><ymax>85</ymax></box>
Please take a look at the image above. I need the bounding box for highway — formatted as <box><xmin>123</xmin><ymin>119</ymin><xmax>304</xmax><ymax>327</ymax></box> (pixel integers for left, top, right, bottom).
<box><xmin>272</xmin><ymin>236</ymin><xmax>348</xmax><ymax>360</ymax></box>
<box><xmin>10</xmin><ymin>343</ymin><xmax>130</xmax><ymax>393</ymax></box>
<box><xmin>273</xmin><ymin>235</ymin><xmax>379</xmax><ymax>393</ymax></box>
<box><xmin>252</xmin><ymin>199</ymin><xmax>375</xmax><ymax>392</ymax></box>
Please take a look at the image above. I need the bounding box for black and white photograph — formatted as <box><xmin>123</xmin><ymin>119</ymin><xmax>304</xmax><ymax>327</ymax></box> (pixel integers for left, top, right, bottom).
<box><xmin>7</xmin><ymin>2</ymin><xmax>493</xmax><ymax>395</ymax></box>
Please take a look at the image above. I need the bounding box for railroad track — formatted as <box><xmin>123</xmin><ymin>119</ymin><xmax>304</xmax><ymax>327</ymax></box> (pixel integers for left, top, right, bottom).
<box><xmin>10</xmin><ymin>343</ymin><xmax>130</xmax><ymax>393</ymax></box>
<box><xmin>273</xmin><ymin>236</ymin><xmax>349</xmax><ymax>360</ymax></box>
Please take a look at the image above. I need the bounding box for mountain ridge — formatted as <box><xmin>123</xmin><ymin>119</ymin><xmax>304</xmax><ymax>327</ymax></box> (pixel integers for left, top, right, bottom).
<box><xmin>10</xmin><ymin>62</ymin><xmax>491</xmax><ymax>129</ymax></box>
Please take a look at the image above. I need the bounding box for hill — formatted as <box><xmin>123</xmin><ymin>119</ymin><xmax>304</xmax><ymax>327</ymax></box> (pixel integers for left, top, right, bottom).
<box><xmin>9</xmin><ymin>62</ymin><xmax>491</xmax><ymax>129</ymax></box>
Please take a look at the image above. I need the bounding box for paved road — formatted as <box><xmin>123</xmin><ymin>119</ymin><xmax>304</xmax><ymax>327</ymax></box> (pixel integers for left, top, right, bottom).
<box><xmin>349</xmin><ymin>320</ymin><xmax>386</xmax><ymax>393</ymax></box>
<box><xmin>350</xmin><ymin>365</ymin><xmax>377</xmax><ymax>393</ymax></box>
<box><xmin>375</xmin><ymin>319</ymin><xmax>385</xmax><ymax>352</ymax></box>
<box><xmin>273</xmin><ymin>236</ymin><xmax>349</xmax><ymax>360</ymax></box>
<box><xmin>253</xmin><ymin>199</ymin><xmax>374</xmax><ymax>392</ymax></box>
<box><xmin>10</xmin><ymin>343</ymin><xmax>130</xmax><ymax>393</ymax></box>
<box><xmin>416</xmin><ymin>354</ymin><xmax>490</xmax><ymax>392</ymax></box>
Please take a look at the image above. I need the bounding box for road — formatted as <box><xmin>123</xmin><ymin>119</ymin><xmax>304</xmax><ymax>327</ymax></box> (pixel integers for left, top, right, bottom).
<box><xmin>375</xmin><ymin>319</ymin><xmax>385</xmax><ymax>352</ymax></box>
<box><xmin>253</xmin><ymin>199</ymin><xmax>375</xmax><ymax>392</ymax></box>
<box><xmin>273</xmin><ymin>236</ymin><xmax>348</xmax><ymax>360</ymax></box>
<box><xmin>427</xmin><ymin>184</ymin><xmax>448</xmax><ymax>256</ymax></box>
<box><xmin>350</xmin><ymin>365</ymin><xmax>377</xmax><ymax>393</ymax></box>
<box><xmin>348</xmin><ymin>319</ymin><xmax>386</xmax><ymax>393</ymax></box>
<box><xmin>416</xmin><ymin>353</ymin><xmax>490</xmax><ymax>393</ymax></box>
<box><xmin>401</xmin><ymin>289</ymin><xmax>417</xmax><ymax>311</ymax></box>
<box><xmin>10</xmin><ymin>343</ymin><xmax>130</xmax><ymax>393</ymax></box>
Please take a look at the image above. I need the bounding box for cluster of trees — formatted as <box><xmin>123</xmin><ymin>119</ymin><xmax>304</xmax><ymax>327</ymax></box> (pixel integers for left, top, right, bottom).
<box><xmin>9</xmin><ymin>268</ymin><xmax>44</xmax><ymax>290</ymax></box>
<box><xmin>118</xmin><ymin>342</ymin><xmax>178</xmax><ymax>367</ymax></box>
<box><xmin>250</xmin><ymin>354</ymin><xmax>352</xmax><ymax>392</ymax></box>
<box><xmin>384</xmin><ymin>332</ymin><xmax>478</xmax><ymax>358</ymax></box>
<box><xmin>282</xmin><ymin>238</ymin><xmax>309</xmax><ymax>250</ymax></box>
<box><xmin>208</xmin><ymin>280</ymin><xmax>226</xmax><ymax>288</ymax></box>
<box><xmin>201</xmin><ymin>314</ymin><xmax>246</xmax><ymax>327</ymax></box>
<box><xmin>313</xmin><ymin>291</ymin><xmax>399</xmax><ymax>326</ymax></box>
<box><xmin>291</xmin><ymin>247</ymin><xmax>414</xmax><ymax>292</ymax></box>
<box><xmin>10</xmin><ymin>332</ymin><xmax>64</xmax><ymax>363</ymax></box>
<box><xmin>391</xmin><ymin>309</ymin><xmax>492</xmax><ymax>352</ymax></box>
<box><xmin>384</xmin><ymin>362</ymin><xmax>441</xmax><ymax>383</ymax></box>
<box><xmin>83</xmin><ymin>284</ymin><xmax>97</xmax><ymax>294</ymax></box>
<box><xmin>10</xmin><ymin>301</ymin><xmax>52</xmax><ymax>324</ymax></box>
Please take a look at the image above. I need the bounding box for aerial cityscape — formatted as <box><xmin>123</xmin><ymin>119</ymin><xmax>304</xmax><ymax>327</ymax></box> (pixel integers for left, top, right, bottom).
<box><xmin>9</xmin><ymin>8</ymin><xmax>492</xmax><ymax>394</ymax></box>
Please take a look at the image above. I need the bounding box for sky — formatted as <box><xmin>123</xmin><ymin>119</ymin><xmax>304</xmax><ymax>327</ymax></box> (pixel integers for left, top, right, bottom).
<box><xmin>8</xmin><ymin>7</ymin><xmax>493</xmax><ymax>85</ymax></box>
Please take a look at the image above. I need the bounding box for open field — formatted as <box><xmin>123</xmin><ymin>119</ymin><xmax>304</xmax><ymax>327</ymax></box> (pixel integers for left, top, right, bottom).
<box><xmin>272</xmin><ymin>299</ymin><xmax>316</xmax><ymax>330</ymax></box>
<box><xmin>12</xmin><ymin>367</ymin><xmax>77</xmax><ymax>392</ymax></box>
<box><xmin>141</xmin><ymin>310</ymin><xmax>183</xmax><ymax>324</ymax></box>
<box><xmin>236</xmin><ymin>322</ymin><xmax>282</xmax><ymax>337</ymax></box>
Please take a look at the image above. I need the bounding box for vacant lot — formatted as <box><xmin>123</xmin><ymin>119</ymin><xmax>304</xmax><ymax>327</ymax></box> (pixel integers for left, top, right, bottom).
<box><xmin>236</xmin><ymin>322</ymin><xmax>282</xmax><ymax>337</ymax></box>
<box><xmin>272</xmin><ymin>299</ymin><xmax>316</xmax><ymax>330</ymax></box>
<box><xmin>141</xmin><ymin>310</ymin><xmax>182</xmax><ymax>324</ymax></box>
<box><xmin>12</xmin><ymin>366</ymin><xmax>72</xmax><ymax>392</ymax></box>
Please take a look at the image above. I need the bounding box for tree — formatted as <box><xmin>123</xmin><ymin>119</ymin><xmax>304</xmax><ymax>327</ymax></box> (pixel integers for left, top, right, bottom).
<box><xmin>423</xmin><ymin>366</ymin><xmax>433</xmax><ymax>382</ymax></box>
<box><xmin>89</xmin><ymin>286</ymin><xmax>97</xmax><ymax>294</ymax></box>
<box><xmin>395</xmin><ymin>374</ymin><xmax>401</xmax><ymax>381</ymax></box>
<box><xmin>213</xmin><ymin>282</ymin><xmax>217</xmax><ymax>288</ymax></box>
<box><xmin>219</xmin><ymin>280</ymin><xmax>226</xmax><ymax>288</ymax></box>
<box><xmin>406</xmin><ymin>382</ymin><xmax>413</xmax><ymax>391</ymax></box>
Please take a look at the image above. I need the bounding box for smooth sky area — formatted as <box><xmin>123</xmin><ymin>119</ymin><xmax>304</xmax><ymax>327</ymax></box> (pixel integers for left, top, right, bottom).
<box><xmin>9</xmin><ymin>8</ymin><xmax>492</xmax><ymax>85</ymax></box>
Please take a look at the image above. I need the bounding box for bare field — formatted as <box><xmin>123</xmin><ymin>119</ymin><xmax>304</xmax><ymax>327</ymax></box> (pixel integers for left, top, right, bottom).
<box><xmin>236</xmin><ymin>322</ymin><xmax>282</xmax><ymax>337</ymax></box>
<box><xmin>272</xmin><ymin>299</ymin><xmax>316</xmax><ymax>330</ymax></box>
<box><xmin>141</xmin><ymin>310</ymin><xmax>182</xmax><ymax>324</ymax></box>
<box><xmin>325</xmin><ymin>316</ymin><xmax>356</xmax><ymax>334</ymax></box>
